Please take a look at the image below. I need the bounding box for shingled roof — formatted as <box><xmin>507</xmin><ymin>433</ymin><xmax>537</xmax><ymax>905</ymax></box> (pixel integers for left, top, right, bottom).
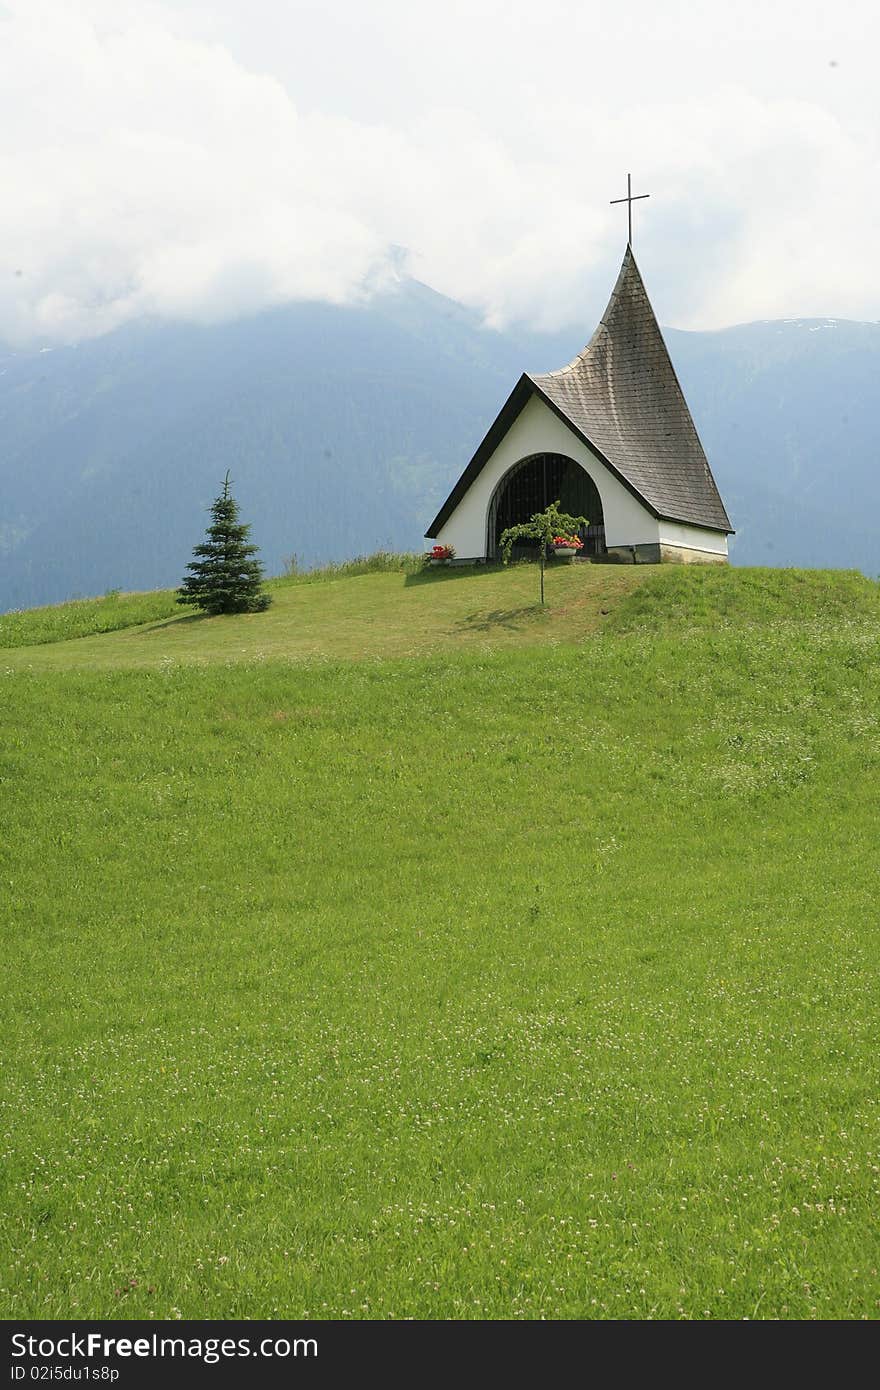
<box><xmin>426</xmin><ymin>246</ymin><xmax>732</xmax><ymax>537</ymax></box>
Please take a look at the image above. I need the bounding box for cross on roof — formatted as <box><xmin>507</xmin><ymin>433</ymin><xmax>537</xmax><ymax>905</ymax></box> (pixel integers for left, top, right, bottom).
<box><xmin>610</xmin><ymin>173</ymin><xmax>650</xmax><ymax>246</ymax></box>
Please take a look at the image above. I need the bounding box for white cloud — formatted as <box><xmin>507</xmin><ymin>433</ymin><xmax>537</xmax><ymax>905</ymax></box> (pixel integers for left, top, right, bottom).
<box><xmin>0</xmin><ymin>0</ymin><xmax>878</xmax><ymax>344</ymax></box>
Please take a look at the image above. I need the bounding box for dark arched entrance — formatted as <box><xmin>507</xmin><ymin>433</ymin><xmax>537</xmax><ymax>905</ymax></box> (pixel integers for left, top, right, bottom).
<box><xmin>487</xmin><ymin>453</ymin><xmax>606</xmax><ymax>559</ymax></box>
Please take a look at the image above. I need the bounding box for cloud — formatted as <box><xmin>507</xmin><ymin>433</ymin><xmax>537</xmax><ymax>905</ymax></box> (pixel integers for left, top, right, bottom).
<box><xmin>0</xmin><ymin>2</ymin><xmax>390</xmax><ymax>341</ymax></box>
<box><xmin>0</xmin><ymin>0</ymin><xmax>878</xmax><ymax>344</ymax></box>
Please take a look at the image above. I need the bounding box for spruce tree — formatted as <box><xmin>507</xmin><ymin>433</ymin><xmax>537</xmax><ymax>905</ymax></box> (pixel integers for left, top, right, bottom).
<box><xmin>177</xmin><ymin>473</ymin><xmax>272</xmax><ymax>615</ymax></box>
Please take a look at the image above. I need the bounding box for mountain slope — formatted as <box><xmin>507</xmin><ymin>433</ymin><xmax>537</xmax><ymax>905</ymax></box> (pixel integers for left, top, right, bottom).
<box><xmin>0</xmin><ymin>288</ymin><xmax>533</xmax><ymax>608</ymax></box>
<box><xmin>1</xmin><ymin>285</ymin><xmax>878</xmax><ymax>610</ymax></box>
<box><xmin>667</xmin><ymin>318</ymin><xmax>880</xmax><ymax>573</ymax></box>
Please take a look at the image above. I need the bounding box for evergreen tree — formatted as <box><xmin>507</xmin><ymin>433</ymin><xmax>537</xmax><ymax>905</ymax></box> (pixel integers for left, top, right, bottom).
<box><xmin>177</xmin><ymin>473</ymin><xmax>272</xmax><ymax>615</ymax></box>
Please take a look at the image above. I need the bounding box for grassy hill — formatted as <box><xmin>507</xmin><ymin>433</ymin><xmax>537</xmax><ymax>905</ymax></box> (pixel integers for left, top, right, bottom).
<box><xmin>2</xmin><ymin>563</ymin><xmax>879</xmax><ymax>1319</ymax></box>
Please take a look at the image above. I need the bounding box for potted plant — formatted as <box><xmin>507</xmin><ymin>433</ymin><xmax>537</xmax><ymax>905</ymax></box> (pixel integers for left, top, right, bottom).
<box><xmin>426</xmin><ymin>544</ymin><xmax>456</xmax><ymax>567</ymax></box>
<box><xmin>551</xmin><ymin>534</ymin><xmax>584</xmax><ymax>562</ymax></box>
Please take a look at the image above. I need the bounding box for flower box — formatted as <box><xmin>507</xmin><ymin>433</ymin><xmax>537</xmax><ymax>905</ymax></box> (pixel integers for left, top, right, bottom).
<box><xmin>426</xmin><ymin>544</ymin><xmax>455</xmax><ymax>567</ymax></box>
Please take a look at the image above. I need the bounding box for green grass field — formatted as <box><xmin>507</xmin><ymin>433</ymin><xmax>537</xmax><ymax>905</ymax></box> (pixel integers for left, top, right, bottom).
<box><xmin>1</xmin><ymin>560</ymin><xmax>647</xmax><ymax>671</ymax></box>
<box><xmin>0</xmin><ymin>588</ymin><xmax>182</xmax><ymax>651</ymax></box>
<box><xmin>2</xmin><ymin>563</ymin><xmax>879</xmax><ymax>1319</ymax></box>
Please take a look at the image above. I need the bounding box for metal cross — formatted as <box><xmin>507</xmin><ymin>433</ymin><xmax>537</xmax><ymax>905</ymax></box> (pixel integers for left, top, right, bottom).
<box><xmin>610</xmin><ymin>173</ymin><xmax>650</xmax><ymax>246</ymax></box>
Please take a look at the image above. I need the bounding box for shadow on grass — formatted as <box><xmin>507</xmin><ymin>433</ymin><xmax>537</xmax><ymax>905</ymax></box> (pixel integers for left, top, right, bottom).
<box><xmin>454</xmin><ymin>604</ymin><xmax>545</xmax><ymax>633</ymax></box>
<box><xmin>132</xmin><ymin>612</ymin><xmax>211</xmax><ymax>636</ymax></box>
<box><xmin>403</xmin><ymin>563</ymin><xmax>509</xmax><ymax>587</ymax></box>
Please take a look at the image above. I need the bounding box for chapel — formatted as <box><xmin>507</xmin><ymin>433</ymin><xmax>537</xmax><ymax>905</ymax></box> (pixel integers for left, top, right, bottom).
<box><xmin>425</xmin><ymin>243</ymin><xmax>733</xmax><ymax>564</ymax></box>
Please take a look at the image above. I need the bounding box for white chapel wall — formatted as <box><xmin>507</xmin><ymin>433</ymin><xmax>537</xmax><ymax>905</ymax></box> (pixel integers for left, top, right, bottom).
<box><xmin>658</xmin><ymin>520</ymin><xmax>728</xmax><ymax>557</ymax></box>
<box><xmin>434</xmin><ymin>394</ymin><xmax>660</xmax><ymax>558</ymax></box>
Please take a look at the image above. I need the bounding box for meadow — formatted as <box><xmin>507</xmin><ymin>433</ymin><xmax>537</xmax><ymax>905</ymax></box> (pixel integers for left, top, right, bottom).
<box><xmin>0</xmin><ymin>552</ymin><xmax>424</xmax><ymax>653</ymax></box>
<box><xmin>2</xmin><ymin>562</ymin><xmax>879</xmax><ymax>1319</ymax></box>
<box><xmin>0</xmin><ymin>588</ymin><xmax>181</xmax><ymax>650</ymax></box>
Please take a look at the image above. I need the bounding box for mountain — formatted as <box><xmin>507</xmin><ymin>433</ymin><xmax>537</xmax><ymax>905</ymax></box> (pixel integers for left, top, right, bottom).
<box><xmin>1</xmin><ymin>282</ymin><xmax>878</xmax><ymax>611</ymax></box>
<box><xmin>667</xmin><ymin>318</ymin><xmax>880</xmax><ymax>574</ymax></box>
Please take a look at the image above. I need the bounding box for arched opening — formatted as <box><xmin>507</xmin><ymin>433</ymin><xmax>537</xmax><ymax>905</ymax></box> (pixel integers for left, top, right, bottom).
<box><xmin>487</xmin><ymin>453</ymin><xmax>606</xmax><ymax>560</ymax></box>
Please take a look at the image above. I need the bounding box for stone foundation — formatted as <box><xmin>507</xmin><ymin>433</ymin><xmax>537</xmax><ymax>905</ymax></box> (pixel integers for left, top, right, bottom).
<box><xmin>605</xmin><ymin>543</ymin><xmax>727</xmax><ymax>566</ymax></box>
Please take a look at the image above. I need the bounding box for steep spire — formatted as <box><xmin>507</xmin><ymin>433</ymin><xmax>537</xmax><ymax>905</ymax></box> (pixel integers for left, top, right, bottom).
<box><xmin>529</xmin><ymin>247</ymin><xmax>731</xmax><ymax>532</ymax></box>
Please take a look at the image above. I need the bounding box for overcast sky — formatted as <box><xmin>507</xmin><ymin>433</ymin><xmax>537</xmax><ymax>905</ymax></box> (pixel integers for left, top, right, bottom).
<box><xmin>1</xmin><ymin>0</ymin><xmax>878</xmax><ymax>344</ymax></box>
